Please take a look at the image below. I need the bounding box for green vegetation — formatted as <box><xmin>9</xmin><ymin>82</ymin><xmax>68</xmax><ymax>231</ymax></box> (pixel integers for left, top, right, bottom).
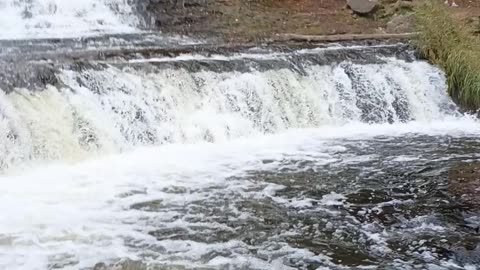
<box><xmin>415</xmin><ymin>1</ymin><xmax>480</xmax><ymax>110</ymax></box>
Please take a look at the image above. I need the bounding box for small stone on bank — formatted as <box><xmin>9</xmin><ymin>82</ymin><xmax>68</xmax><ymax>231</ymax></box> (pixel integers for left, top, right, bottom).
<box><xmin>347</xmin><ymin>0</ymin><xmax>379</xmax><ymax>15</ymax></box>
<box><xmin>386</xmin><ymin>14</ymin><xmax>414</xmax><ymax>33</ymax></box>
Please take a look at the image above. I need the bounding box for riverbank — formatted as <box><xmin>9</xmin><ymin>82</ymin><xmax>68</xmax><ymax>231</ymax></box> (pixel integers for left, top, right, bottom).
<box><xmin>145</xmin><ymin>0</ymin><xmax>480</xmax><ymax>43</ymax></box>
<box><xmin>146</xmin><ymin>0</ymin><xmax>395</xmax><ymax>42</ymax></box>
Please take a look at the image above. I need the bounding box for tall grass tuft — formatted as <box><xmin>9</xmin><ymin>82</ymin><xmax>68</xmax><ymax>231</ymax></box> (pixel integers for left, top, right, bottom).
<box><xmin>415</xmin><ymin>1</ymin><xmax>480</xmax><ymax>110</ymax></box>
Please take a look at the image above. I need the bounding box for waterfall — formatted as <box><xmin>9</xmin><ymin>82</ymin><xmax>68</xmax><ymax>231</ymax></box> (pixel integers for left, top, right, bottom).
<box><xmin>2</xmin><ymin>0</ymin><xmax>480</xmax><ymax>268</ymax></box>
<box><xmin>0</xmin><ymin>49</ymin><xmax>460</xmax><ymax>171</ymax></box>
<box><xmin>1</xmin><ymin>37</ymin><xmax>479</xmax><ymax>270</ymax></box>
<box><xmin>0</xmin><ymin>0</ymin><xmax>141</xmax><ymax>39</ymax></box>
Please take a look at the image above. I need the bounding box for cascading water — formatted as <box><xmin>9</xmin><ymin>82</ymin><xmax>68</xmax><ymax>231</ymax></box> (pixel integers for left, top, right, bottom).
<box><xmin>1</xmin><ymin>5</ymin><xmax>480</xmax><ymax>269</ymax></box>
<box><xmin>0</xmin><ymin>0</ymin><xmax>140</xmax><ymax>39</ymax></box>
<box><xmin>0</xmin><ymin>55</ymin><xmax>459</xmax><ymax>170</ymax></box>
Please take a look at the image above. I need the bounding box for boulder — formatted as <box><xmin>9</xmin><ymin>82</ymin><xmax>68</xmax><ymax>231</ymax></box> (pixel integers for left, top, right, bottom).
<box><xmin>93</xmin><ymin>263</ymin><xmax>107</xmax><ymax>270</ymax></box>
<box><xmin>386</xmin><ymin>14</ymin><xmax>414</xmax><ymax>33</ymax></box>
<box><xmin>347</xmin><ymin>0</ymin><xmax>379</xmax><ymax>15</ymax></box>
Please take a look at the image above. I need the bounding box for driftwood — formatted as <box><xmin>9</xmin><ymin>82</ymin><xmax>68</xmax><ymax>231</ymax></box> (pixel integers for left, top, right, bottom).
<box><xmin>277</xmin><ymin>33</ymin><xmax>418</xmax><ymax>42</ymax></box>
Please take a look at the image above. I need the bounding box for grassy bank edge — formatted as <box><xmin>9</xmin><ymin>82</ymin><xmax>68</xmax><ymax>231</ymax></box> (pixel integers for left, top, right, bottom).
<box><xmin>415</xmin><ymin>1</ymin><xmax>480</xmax><ymax>111</ymax></box>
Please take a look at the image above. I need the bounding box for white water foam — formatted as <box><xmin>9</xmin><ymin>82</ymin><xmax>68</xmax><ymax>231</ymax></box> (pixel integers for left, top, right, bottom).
<box><xmin>0</xmin><ymin>0</ymin><xmax>140</xmax><ymax>39</ymax></box>
<box><xmin>1</xmin><ymin>121</ymin><xmax>480</xmax><ymax>269</ymax></box>
<box><xmin>0</xmin><ymin>59</ymin><xmax>461</xmax><ymax>170</ymax></box>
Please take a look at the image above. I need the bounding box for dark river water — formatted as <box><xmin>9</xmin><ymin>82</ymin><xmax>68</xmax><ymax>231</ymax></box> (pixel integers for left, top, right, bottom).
<box><xmin>112</xmin><ymin>129</ymin><xmax>480</xmax><ymax>270</ymax></box>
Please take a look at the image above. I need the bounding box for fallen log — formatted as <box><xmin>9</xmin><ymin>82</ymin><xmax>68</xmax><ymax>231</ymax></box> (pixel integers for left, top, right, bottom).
<box><xmin>277</xmin><ymin>33</ymin><xmax>418</xmax><ymax>42</ymax></box>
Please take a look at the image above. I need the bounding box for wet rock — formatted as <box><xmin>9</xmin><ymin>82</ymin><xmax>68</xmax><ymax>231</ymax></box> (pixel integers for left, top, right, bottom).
<box><xmin>347</xmin><ymin>0</ymin><xmax>379</xmax><ymax>15</ymax></box>
<box><xmin>92</xmin><ymin>260</ymin><xmax>148</xmax><ymax>270</ymax></box>
<box><xmin>148</xmin><ymin>227</ymin><xmax>190</xmax><ymax>241</ymax></box>
<box><xmin>0</xmin><ymin>61</ymin><xmax>59</xmax><ymax>93</ymax></box>
<box><xmin>93</xmin><ymin>262</ymin><xmax>108</xmax><ymax>270</ymax></box>
<box><xmin>130</xmin><ymin>199</ymin><xmax>164</xmax><ymax>211</ymax></box>
<box><xmin>386</xmin><ymin>14</ymin><xmax>414</xmax><ymax>33</ymax></box>
<box><xmin>113</xmin><ymin>260</ymin><xmax>147</xmax><ymax>270</ymax></box>
<box><xmin>450</xmin><ymin>244</ymin><xmax>480</xmax><ymax>266</ymax></box>
<box><xmin>200</xmin><ymin>250</ymin><xmax>233</xmax><ymax>263</ymax></box>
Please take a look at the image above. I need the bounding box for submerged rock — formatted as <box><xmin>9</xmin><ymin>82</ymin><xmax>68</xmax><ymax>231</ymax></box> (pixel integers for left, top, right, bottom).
<box><xmin>450</xmin><ymin>244</ymin><xmax>480</xmax><ymax>266</ymax></box>
<box><xmin>92</xmin><ymin>260</ymin><xmax>147</xmax><ymax>270</ymax></box>
<box><xmin>114</xmin><ymin>260</ymin><xmax>147</xmax><ymax>270</ymax></box>
<box><xmin>449</xmin><ymin>162</ymin><xmax>480</xmax><ymax>206</ymax></box>
<box><xmin>93</xmin><ymin>262</ymin><xmax>108</xmax><ymax>270</ymax></box>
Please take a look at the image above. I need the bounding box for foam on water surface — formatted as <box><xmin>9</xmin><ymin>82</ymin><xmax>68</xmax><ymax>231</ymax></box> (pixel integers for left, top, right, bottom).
<box><xmin>1</xmin><ymin>120</ymin><xmax>480</xmax><ymax>269</ymax></box>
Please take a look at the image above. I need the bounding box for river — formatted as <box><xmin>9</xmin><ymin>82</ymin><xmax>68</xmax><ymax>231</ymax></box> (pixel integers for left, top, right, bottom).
<box><xmin>0</xmin><ymin>1</ymin><xmax>479</xmax><ymax>269</ymax></box>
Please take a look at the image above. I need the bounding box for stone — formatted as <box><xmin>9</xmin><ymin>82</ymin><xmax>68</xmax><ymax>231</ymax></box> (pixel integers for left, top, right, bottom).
<box><xmin>347</xmin><ymin>0</ymin><xmax>379</xmax><ymax>15</ymax></box>
<box><xmin>93</xmin><ymin>262</ymin><xmax>108</xmax><ymax>270</ymax></box>
<box><xmin>386</xmin><ymin>14</ymin><xmax>414</xmax><ymax>33</ymax></box>
<box><xmin>113</xmin><ymin>260</ymin><xmax>147</xmax><ymax>270</ymax></box>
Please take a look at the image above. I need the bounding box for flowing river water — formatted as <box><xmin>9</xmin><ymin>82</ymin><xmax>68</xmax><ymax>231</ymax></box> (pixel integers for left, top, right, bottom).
<box><xmin>0</xmin><ymin>1</ymin><xmax>479</xmax><ymax>269</ymax></box>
